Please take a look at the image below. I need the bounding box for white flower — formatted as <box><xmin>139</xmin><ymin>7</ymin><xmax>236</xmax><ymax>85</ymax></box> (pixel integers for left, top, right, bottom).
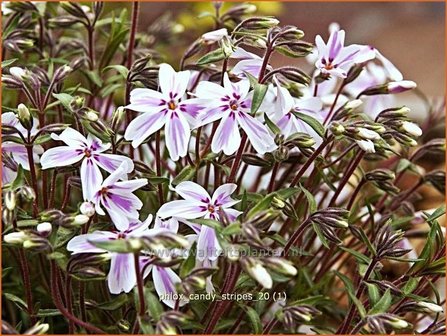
<box><xmin>80</xmin><ymin>201</ymin><xmax>96</xmax><ymax>217</ymax></box>
<box><xmin>247</xmin><ymin>262</ymin><xmax>273</xmax><ymax>289</ymax></box>
<box><xmin>387</xmin><ymin>80</ymin><xmax>417</xmax><ymax>93</ymax></box>
<box><xmin>417</xmin><ymin>301</ymin><xmax>444</xmax><ymax>313</ymax></box>
<box><xmin>401</xmin><ymin>121</ymin><xmax>422</xmax><ymax>137</ymax></box>
<box><xmin>10</xmin><ymin>66</ymin><xmax>26</xmax><ymax>80</ymax></box>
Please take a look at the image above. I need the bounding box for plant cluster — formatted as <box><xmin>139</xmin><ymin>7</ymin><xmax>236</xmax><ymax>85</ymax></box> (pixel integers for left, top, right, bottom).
<box><xmin>1</xmin><ymin>2</ymin><xmax>445</xmax><ymax>335</ymax></box>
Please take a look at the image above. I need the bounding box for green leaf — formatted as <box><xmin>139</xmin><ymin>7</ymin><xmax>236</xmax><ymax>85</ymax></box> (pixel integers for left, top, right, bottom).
<box><xmin>247</xmin><ymin>193</ymin><xmax>274</xmax><ymax>218</ymax></box>
<box><xmin>88</xmin><ymin>238</ymin><xmax>132</xmax><ymax>253</ymax></box>
<box><xmin>264</xmin><ymin>113</ymin><xmax>281</xmax><ymax>135</ymax></box>
<box><xmin>52</xmin><ymin>93</ymin><xmax>74</xmax><ymax>112</ymax></box>
<box><xmin>172</xmin><ymin>166</ymin><xmax>196</xmax><ymax>186</ymax></box>
<box><xmin>37</xmin><ymin>309</ymin><xmax>62</xmax><ymax>317</ymax></box>
<box><xmin>144</xmin><ymin>289</ymin><xmax>164</xmax><ymax>320</ymax></box>
<box><xmin>402</xmin><ymin>277</ymin><xmax>419</xmax><ymax>295</ymax></box>
<box><xmin>275</xmin><ymin>187</ymin><xmax>300</xmax><ymax>199</ymax></box>
<box><xmin>138</xmin><ymin>315</ymin><xmax>155</xmax><ymax>334</ymax></box>
<box><xmin>11</xmin><ymin>165</ymin><xmax>25</xmax><ymax>190</ymax></box>
<box><xmin>3</xmin><ymin>293</ymin><xmax>27</xmax><ymax>311</ymax></box>
<box><xmin>197</xmin><ymin>48</ymin><xmax>226</xmax><ymax>65</ymax></box>
<box><xmin>221</xmin><ymin>222</ymin><xmax>241</xmax><ymax>236</ymax></box>
<box><xmin>180</xmin><ymin>242</ymin><xmax>196</xmax><ymax>278</ymax></box>
<box><xmin>312</xmin><ymin>221</ymin><xmax>329</xmax><ymax>248</ymax></box>
<box><xmin>366</xmin><ymin>283</ymin><xmax>380</xmax><ymax>307</ymax></box>
<box><xmin>299</xmin><ymin>184</ymin><xmax>317</xmax><ymax>214</ymax></box>
<box><xmin>1</xmin><ymin>58</ymin><xmax>18</xmax><ymax>68</ymax></box>
<box><xmin>86</xmin><ymin>70</ymin><xmax>103</xmax><ymax>87</ymax></box>
<box><xmin>251</xmin><ymin>82</ymin><xmax>268</xmax><ymax>114</ymax></box>
<box><xmin>293</xmin><ymin>111</ymin><xmax>325</xmax><ymax>138</ymax></box>
<box><xmin>368</xmin><ymin>289</ymin><xmax>392</xmax><ymax>315</ymax></box>
<box><xmin>242</xmin><ymin>306</ymin><xmax>262</xmax><ymax>334</ymax></box>
<box><xmin>96</xmin><ymin>293</ymin><xmax>128</xmax><ymax>310</ymax></box>
<box><xmin>339</xmin><ymin>246</ymin><xmax>371</xmax><ymax>265</ymax></box>
<box><xmin>336</xmin><ymin>272</ymin><xmax>366</xmax><ymax>318</ymax></box>
<box><xmin>190</xmin><ymin>218</ymin><xmax>222</xmax><ymax>231</ymax></box>
<box><xmin>103</xmin><ymin>64</ymin><xmax>129</xmax><ymax>78</ymax></box>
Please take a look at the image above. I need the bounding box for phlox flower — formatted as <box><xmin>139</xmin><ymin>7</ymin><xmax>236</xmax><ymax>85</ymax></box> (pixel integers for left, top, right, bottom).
<box><xmin>92</xmin><ymin>162</ymin><xmax>147</xmax><ymax>231</ymax></box>
<box><xmin>124</xmin><ymin>63</ymin><xmax>204</xmax><ymax>160</ymax></box>
<box><xmin>271</xmin><ymin>84</ymin><xmax>323</xmax><ymax>139</ymax></box>
<box><xmin>195</xmin><ymin>73</ymin><xmax>277</xmax><ymax>155</ymax></box>
<box><xmin>157</xmin><ymin>181</ymin><xmax>241</xmax><ymax>262</ymax></box>
<box><xmin>40</xmin><ymin>127</ymin><xmax>133</xmax><ymax>200</ymax></box>
<box><xmin>231</xmin><ymin>47</ymin><xmax>271</xmax><ymax>79</ymax></box>
<box><xmin>315</xmin><ymin>29</ymin><xmax>375</xmax><ymax>78</ymax></box>
<box><xmin>67</xmin><ymin>216</ymin><xmax>157</xmax><ymax>294</ymax></box>
<box><xmin>1</xmin><ymin>112</ymin><xmax>43</xmax><ymax>184</ymax></box>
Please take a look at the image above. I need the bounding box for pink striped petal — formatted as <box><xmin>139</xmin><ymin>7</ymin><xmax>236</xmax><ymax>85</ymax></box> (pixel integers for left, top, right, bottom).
<box><xmin>108</xmin><ymin>253</ymin><xmax>137</xmax><ymax>294</ymax></box>
<box><xmin>81</xmin><ymin>159</ymin><xmax>103</xmax><ymax>200</ymax></box>
<box><xmin>152</xmin><ymin>266</ymin><xmax>186</xmax><ymax>308</ymax></box>
<box><xmin>174</xmin><ymin>181</ymin><xmax>210</xmax><ymax>203</ymax></box>
<box><xmin>125</xmin><ymin>110</ymin><xmax>168</xmax><ymax>148</ymax></box>
<box><xmin>211</xmin><ymin>112</ymin><xmax>240</xmax><ymax>155</ymax></box>
<box><xmin>40</xmin><ymin>147</ymin><xmax>84</xmax><ymax>169</ymax></box>
<box><xmin>165</xmin><ymin>111</ymin><xmax>190</xmax><ymax>161</ymax></box>
<box><xmin>237</xmin><ymin>112</ymin><xmax>277</xmax><ymax>154</ymax></box>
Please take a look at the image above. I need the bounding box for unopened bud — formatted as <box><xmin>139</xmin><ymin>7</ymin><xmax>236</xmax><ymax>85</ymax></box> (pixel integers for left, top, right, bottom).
<box><xmin>37</xmin><ymin>222</ymin><xmax>52</xmax><ymax>236</ymax></box>
<box><xmin>17</xmin><ymin>103</ymin><xmax>33</xmax><ymax>130</ymax></box>
<box><xmin>241</xmin><ymin>258</ymin><xmax>273</xmax><ymax>289</ymax></box>
<box><xmin>264</xmin><ymin>257</ymin><xmax>297</xmax><ymax>276</ymax></box>
<box><xmin>345</xmin><ymin>99</ymin><xmax>363</xmax><ymax>110</ymax></box>
<box><xmin>19</xmin><ymin>186</ymin><xmax>36</xmax><ymax>201</ymax></box>
<box><xmin>54</xmin><ymin>65</ymin><xmax>72</xmax><ymax>81</ymax></box>
<box><xmin>330</xmin><ymin>122</ymin><xmax>345</xmax><ymax>136</ymax></box>
<box><xmin>80</xmin><ymin>201</ymin><xmax>95</xmax><ymax>217</ymax></box>
<box><xmin>10</xmin><ymin>67</ymin><xmax>26</xmax><ymax>80</ymax></box>
<box><xmin>4</xmin><ymin>190</ymin><xmax>16</xmax><ymax>210</ymax></box>
<box><xmin>202</xmin><ymin>28</ymin><xmax>228</xmax><ymax>43</ymax></box>
<box><xmin>111</xmin><ymin>106</ymin><xmax>125</xmax><ymax>130</ymax></box>
<box><xmin>377</xmin><ymin>106</ymin><xmax>410</xmax><ymax>119</ymax></box>
<box><xmin>73</xmin><ymin>214</ymin><xmax>90</xmax><ymax>225</ymax></box>
<box><xmin>24</xmin><ymin>322</ymin><xmax>50</xmax><ymax>335</ymax></box>
<box><xmin>357</xmin><ymin>127</ymin><xmax>380</xmax><ymax>140</ymax></box>
<box><xmin>401</xmin><ymin>121</ymin><xmax>422</xmax><ymax>137</ymax></box>
<box><xmin>356</xmin><ymin>139</ymin><xmax>375</xmax><ymax>153</ymax></box>
<box><xmin>365</xmin><ymin>169</ymin><xmax>395</xmax><ymax>182</ymax></box>
<box><xmin>4</xmin><ymin>231</ymin><xmax>28</xmax><ymax>245</ymax></box>
<box><xmin>417</xmin><ymin>301</ymin><xmax>444</xmax><ymax>313</ymax></box>
<box><xmin>387</xmin><ymin>80</ymin><xmax>417</xmax><ymax>94</ymax></box>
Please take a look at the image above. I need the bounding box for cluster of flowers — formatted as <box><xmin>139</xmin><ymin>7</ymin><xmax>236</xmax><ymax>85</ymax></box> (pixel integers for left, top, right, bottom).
<box><xmin>2</xmin><ymin>2</ymin><xmax>444</xmax><ymax>335</ymax></box>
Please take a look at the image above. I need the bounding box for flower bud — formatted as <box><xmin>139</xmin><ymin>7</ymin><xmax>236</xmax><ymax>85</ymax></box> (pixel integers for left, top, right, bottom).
<box><xmin>356</xmin><ymin>139</ymin><xmax>375</xmax><ymax>153</ymax></box>
<box><xmin>3</xmin><ymin>231</ymin><xmax>28</xmax><ymax>245</ymax></box>
<box><xmin>365</xmin><ymin>169</ymin><xmax>395</xmax><ymax>182</ymax></box>
<box><xmin>24</xmin><ymin>322</ymin><xmax>50</xmax><ymax>335</ymax></box>
<box><xmin>19</xmin><ymin>186</ymin><xmax>36</xmax><ymax>201</ymax></box>
<box><xmin>387</xmin><ymin>80</ymin><xmax>417</xmax><ymax>94</ymax></box>
<box><xmin>4</xmin><ymin>190</ymin><xmax>16</xmax><ymax>211</ymax></box>
<box><xmin>10</xmin><ymin>67</ymin><xmax>26</xmax><ymax>80</ymax></box>
<box><xmin>276</xmin><ymin>67</ymin><xmax>310</xmax><ymax>85</ymax></box>
<box><xmin>111</xmin><ymin>106</ymin><xmax>125</xmax><ymax>130</ymax></box>
<box><xmin>73</xmin><ymin>214</ymin><xmax>90</xmax><ymax>225</ymax></box>
<box><xmin>37</xmin><ymin>222</ymin><xmax>52</xmax><ymax>236</ymax></box>
<box><xmin>241</xmin><ymin>258</ymin><xmax>273</xmax><ymax>289</ymax></box>
<box><xmin>401</xmin><ymin>121</ymin><xmax>422</xmax><ymax>137</ymax></box>
<box><xmin>224</xmin><ymin>3</ymin><xmax>257</xmax><ymax>18</ymax></box>
<box><xmin>377</xmin><ymin>106</ymin><xmax>410</xmax><ymax>119</ymax></box>
<box><xmin>23</xmin><ymin>236</ymin><xmax>50</xmax><ymax>251</ymax></box>
<box><xmin>80</xmin><ymin>201</ymin><xmax>95</xmax><ymax>217</ymax></box>
<box><xmin>357</xmin><ymin>127</ymin><xmax>380</xmax><ymax>140</ymax></box>
<box><xmin>40</xmin><ymin>209</ymin><xmax>64</xmax><ymax>222</ymax></box>
<box><xmin>54</xmin><ymin>65</ymin><xmax>72</xmax><ymax>81</ymax></box>
<box><xmin>417</xmin><ymin>301</ymin><xmax>444</xmax><ymax>313</ymax></box>
<box><xmin>345</xmin><ymin>99</ymin><xmax>363</xmax><ymax>110</ymax></box>
<box><xmin>202</xmin><ymin>28</ymin><xmax>228</xmax><ymax>43</ymax></box>
<box><xmin>263</xmin><ymin>257</ymin><xmax>297</xmax><ymax>276</ymax></box>
<box><xmin>330</xmin><ymin>122</ymin><xmax>345</xmax><ymax>136</ymax></box>
<box><xmin>239</xmin><ymin>17</ymin><xmax>280</xmax><ymax>31</ymax></box>
<box><xmin>17</xmin><ymin>103</ymin><xmax>33</xmax><ymax>130</ymax></box>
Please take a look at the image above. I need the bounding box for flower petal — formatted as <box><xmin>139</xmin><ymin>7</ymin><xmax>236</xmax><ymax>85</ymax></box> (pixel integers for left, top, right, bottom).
<box><xmin>159</xmin><ymin>63</ymin><xmax>189</xmax><ymax>98</ymax></box>
<box><xmin>112</xmin><ymin>178</ymin><xmax>148</xmax><ymax>193</ymax></box>
<box><xmin>81</xmin><ymin>159</ymin><xmax>103</xmax><ymax>200</ymax></box>
<box><xmin>197</xmin><ymin>225</ymin><xmax>221</xmax><ymax>261</ymax></box>
<box><xmin>124</xmin><ymin>110</ymin><xmax>168</xmax><ymax>148</ymax></box>
<box><xmin>40</xmin><ymin>147</ymin><xmax>84</xmax><ymax>169</ymax></box>
<box><xmin>157</xmin><ymin>200</ymin><xmax>207</xmax><ymax>219</ymax></box>
<box><xmin>94</xmin><ymin>153</ymin><xmax>134</xmax><ymax>174</ymax></box>
<box><xmin>51</xmin><ymin>127</ymin><xmax>88</xmax><ymax>148</ymax></box>
<box><xmin>108</xmin><ymin>253</ymin><xmax>137</xmax><ymax>294</ymax></box>
<box><xmin>67</xmin><ymin>231</ymin><xmax>115</xmax><ymax>254</ymax></box>
<box><xmin>211</xmin><ymin>112</ymin><xmax>240</xmax><ymax>155</ymax></box>
<box><xmin>164</xmin><ymin>111</ymin><xmax>190</xmax><ymax>161</ymax></box>
<box><xmin>237</xmin><ymin>112</ymin><xmax>277</xmax><ymax>154</ymax></box>
<box><xmin>211</xmin><ymin>183</ymin><xmax>237</xmax><ymax>206</ymax></box>
<box><xmin>127</xmin><ymin>88</ymin><xmax>166</xmax><ymax>112</ymax></box>
<box><xmin>102</xmin><ymin>193</ymin><xmax>142</xmax><ymax>230</ymax></box>
<box><xmin>174</xmin><ymin>181</ymin><xmax>210</xmax><ymax>202</ymax></box>
<box><xmin>153</xmin><ymin>266</ymin><xmax>187</xmax><ymax>308</ymax></box>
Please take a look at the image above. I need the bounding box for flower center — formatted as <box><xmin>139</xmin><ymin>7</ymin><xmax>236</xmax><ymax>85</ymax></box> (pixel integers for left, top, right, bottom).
<box><xmin>207</xmin><ymin>204</ymin><xmax>215</xmax><ymax>213</ymax></box>
<box><xmin>325</xmin><ymin>63</ymin><xmax>334</xmax><ymax>70</ymax></box>
<box><xmin>229</xmin><ymin>100</ymin><xmax>239</xmax><ymax>111</ymax></box>
<box><xmin>117</xmin><ymin>232</ymin><xmax>126</xmax><ymax>239</ymax></box>
<box><xmin>167</xmin><ymin>100</ymin><xmax>177</xmax><ymax>110</ymax></box>
<box><xmin>100</xmin><ymin>187</ymin><xmax>108</xmax><ymax>195</ymax></box>
<box><xmin>84</xmin><ymin>148</ymin><xmax>92</xmax><ymax>157</ymax></box>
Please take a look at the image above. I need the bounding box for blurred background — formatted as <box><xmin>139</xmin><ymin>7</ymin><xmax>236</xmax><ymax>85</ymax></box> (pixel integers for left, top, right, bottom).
<box><xmin>129</xmin><ymin>1</ymin><xmax>445</xmax><ymax>97</ymax></box>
